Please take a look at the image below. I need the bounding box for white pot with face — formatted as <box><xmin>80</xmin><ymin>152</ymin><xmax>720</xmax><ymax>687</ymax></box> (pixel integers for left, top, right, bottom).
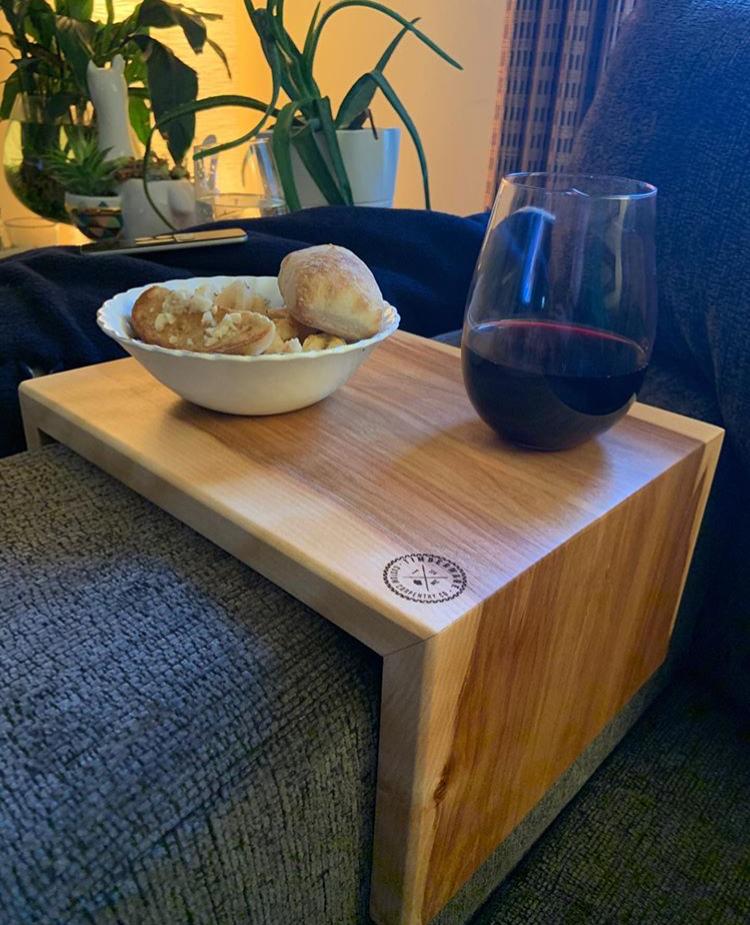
<box><xmin>286</xmin><ymin>127</ymin><xmax>401</xmax><ymax>209</ymax></box>
<box><xmin>118</xmin><ymin>178</ymin><xmax>197</xmax><ymax>240</ymax></box>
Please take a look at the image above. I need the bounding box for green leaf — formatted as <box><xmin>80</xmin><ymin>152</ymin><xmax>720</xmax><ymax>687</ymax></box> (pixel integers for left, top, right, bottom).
<box><xmin>270</xmin><ymin>0</ymin><xmax>305</xmax><ymax>64</ymax></box>
<box><xmin>251</xmin><ymin>8</ymin><xmax>302</xmax><ymax>100</ymax></box>
<box><xmin>336</xmin><ymin>18</ymin><xmax>418</xmax><ymax>128</ymax></box>
<box><xmin>131</xmin><ymin>34</ymin><xmax>198</xmax><ymax>164</ymax></box>
<box><xmin>22</xmin><ymin>41</ymin><xmax>59</xmax><ymax>67</ymax></box>
<box><xmin>182</xmin><ymin>5</ymin><xmax>222</xmax><ymax>21</ymax></box>
<box><xmin>205</xmin><ymin>36</ymin><xmax>231</xmax><ymax>78</ymax></box>
<box><xmin>25</xmin><ymin>1</ymin><xmax>56</xmax><ymax>48</ymax></box>
<box><xmin>302</xmin><ymin>2</ymin><xmax>321</xmax><ymax>61</ymax></box>
<box><xmin>315</xmin><ymin>97</ymin><xmax>353</xmax><ymax>204</ymax></box>
<box><xmin>149</xmin><ymin>93</ymin><xmax>279</xmax><ymax>166</ymax></box>
<box><xmin>369</xmin><ymin>70</ymin><xmax>431</xmax><ymax>208</ymax></box>
<box><xmin>124</xmin><ymin>51</ymin><xmax>147</xmax><ymax>85</ymax></box>
<box><xmin>44</xmin><ymin>90</ymin><xmax>78</xmax><ymax>120</ymax></box>
<box><xmin>136</xmin><ymin>0</ymin><xmax>207</xmax><ymax>54</ymax></box>
<box><xmin>292</xmin><ymin>124</ymin><xmax>345</xmax><ymax>205</ymax></box>
<box><xmin>271</xmin><ymin>0</ymin><xmax>319</xmax><ymax>98</ymax></box>
<box><xmin>310</xmin><ymin>1</ymin><xmax>461</xmax><ymax>71</ymax></box>
<box><xmin>0</xmin><ymin>71</ymin><xmax>21</xmax><ymax>120</ymax></box>
<box><xmin>54</xmin><ymin>16</ymin><xmax>96</xmax><ymax>93</ymax></box>
<box><xmin>128</xmin><ymin>93</ymin><xmax>151</xmax><ymax>145</ymax></box>
<box><xmin>273</xmin><ymin>100</ymin><xmax>310</xmax><ymax>212</ymax></box>
<box><xmin>65</xmin><ymin>0</ymin><xmax>93</xmax><ymax>20</ymax></box>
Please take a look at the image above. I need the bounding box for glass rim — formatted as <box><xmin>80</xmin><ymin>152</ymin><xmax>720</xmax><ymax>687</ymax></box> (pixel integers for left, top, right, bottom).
<box><xmin>504</xmin><ymin>172</ymin><xmax>657</xmax><ymax>200</ymax></box>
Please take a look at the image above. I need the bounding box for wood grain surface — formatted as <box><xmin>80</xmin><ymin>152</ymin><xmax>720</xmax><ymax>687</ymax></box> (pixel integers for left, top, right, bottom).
<box><xmin>371</xmin><ymin>431</ymin><xmax>720</xmax><ymax>923</ymax></box>
<box><xmin>19</xmin><ymin>332</ymin><xmax>723</xmax><ymax>924</ymax></box>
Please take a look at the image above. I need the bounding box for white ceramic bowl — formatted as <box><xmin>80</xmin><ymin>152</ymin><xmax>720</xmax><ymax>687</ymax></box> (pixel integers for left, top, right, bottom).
<box><xmin>97</xmin><ymin>275</ymin><xmax>400</xmax><ymax>415</ymax></box>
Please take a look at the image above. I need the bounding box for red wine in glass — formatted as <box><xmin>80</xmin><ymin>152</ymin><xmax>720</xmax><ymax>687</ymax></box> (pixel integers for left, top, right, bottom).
<box><xmin>462</xmin><ymin>173</ymin><xmax>657</xmax><ymax>450</ymax></box>
<box><xmin>463</xmin><ymin>319</ymin><xmax>648</xmax><ymax>450</ymax></box>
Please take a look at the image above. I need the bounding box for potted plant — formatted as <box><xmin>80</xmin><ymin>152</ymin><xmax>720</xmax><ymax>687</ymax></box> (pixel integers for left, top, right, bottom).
<box><xmin>45</xmin><ymin>136</ymin><xmax>123</xmax><ymax>240</ymax></box>
<box><xmin>0</xmin><ymin>0</ymin><xmax>226</xmax><ymax>222</ymax></box>
<box><xmin>146</xmin><ymin>1</ymin><xmax>461</xmax><ymax>212</ymax></box>
<box><xmin>115</xmin><ymin>152</ymin><xmax>196</xmax><ymax>238</ymax></box>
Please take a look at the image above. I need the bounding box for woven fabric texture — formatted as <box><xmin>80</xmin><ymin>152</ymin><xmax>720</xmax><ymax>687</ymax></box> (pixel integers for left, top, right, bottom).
<box><xmin>0</xmin><ymin>446</ymin><xmax>380</xmax><ymax>925</ymax></box>
<box><xmin>471</xmin><ymin>678</ymin><xmax>750</xmax><ymax>925</ymax></box>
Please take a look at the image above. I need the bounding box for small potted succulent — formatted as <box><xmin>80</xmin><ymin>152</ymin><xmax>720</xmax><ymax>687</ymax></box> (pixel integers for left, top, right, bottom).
<box><xmin>46</xmin><ymin>137</ymin><xmax>123</xmax><ymax>241</ymax></box>
<box><xmin>115</xmin><ymin>153</ymin><xmax>196</xmax><ymax>238</ymax></box>
<box><xmin>146</xmin><ymin>1</ymin><xmax>462</xmax><ymax>212</ymax></box>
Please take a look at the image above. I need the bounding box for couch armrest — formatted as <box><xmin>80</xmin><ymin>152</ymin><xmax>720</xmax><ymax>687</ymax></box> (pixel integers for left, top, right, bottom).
<box><xmin>433</xmin><ymin>328</ymin><xmax>461</xmax><ymax>348</ymax></box>
<box><xmin>0</xmin><ymin>446</ymin><xmax>380</xmax><ymax>925</ymax></box>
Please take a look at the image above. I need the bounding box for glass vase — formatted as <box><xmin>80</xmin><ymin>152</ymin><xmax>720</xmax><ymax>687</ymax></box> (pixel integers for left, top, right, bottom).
<box><xmin>3</xmin><ymin>95</ymin><xmax>95</xmax><ymax>224</ymax></box>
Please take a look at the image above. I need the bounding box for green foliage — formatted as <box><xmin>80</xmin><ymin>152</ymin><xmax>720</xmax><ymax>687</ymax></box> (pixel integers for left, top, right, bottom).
<box><xmin>0</xmin><ymin>0</ymin><xmax>228</xmax><ymax>165</ymax></box>
<box><xmin>45</xmin><ymin>135</ymin><xmax>120</xmax><ymax>196</ymax></box>
<box><xmin>150</xmin><ymin>0</ymin><xmax>461</xmax><ymax>211</ymax></box>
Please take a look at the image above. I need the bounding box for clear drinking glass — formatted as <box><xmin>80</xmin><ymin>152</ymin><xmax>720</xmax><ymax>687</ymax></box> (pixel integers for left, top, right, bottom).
<box><xmin>194</xmin><ymin>135</ymin><xmax>288</xmax><ymax>221</ymax></box>
<box><xmin>462</xmin><ymin>173</ymin><xmax>657</xmax><ymax>450</ymax></box>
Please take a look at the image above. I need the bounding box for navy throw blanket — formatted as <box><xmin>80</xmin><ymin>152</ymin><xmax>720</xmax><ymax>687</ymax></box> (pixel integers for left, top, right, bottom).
<box><xmin>0</xmin><ymin>207</ymin><xmax>488</xmax><ymax>458</ymax></box>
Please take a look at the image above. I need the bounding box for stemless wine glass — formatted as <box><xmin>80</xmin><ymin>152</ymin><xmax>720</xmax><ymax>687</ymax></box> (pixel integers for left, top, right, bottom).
<box><xmin>462</xmin><ymin>173</ymin><xmax>657</xmax><ymax>450</ymax></box>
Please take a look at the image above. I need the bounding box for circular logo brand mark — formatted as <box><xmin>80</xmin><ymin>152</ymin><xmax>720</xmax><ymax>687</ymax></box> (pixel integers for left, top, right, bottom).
<box><xmin>383</xmin><ymin>554</ymin><xmax>467</xmax><ymax>604</ymax></box>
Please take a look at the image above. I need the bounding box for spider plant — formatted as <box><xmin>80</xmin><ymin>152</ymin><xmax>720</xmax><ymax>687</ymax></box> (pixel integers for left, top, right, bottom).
<box><xmin>145</xmin><ymin>0</ymin><xmax>462</xmax><ymax>213</ymax></box>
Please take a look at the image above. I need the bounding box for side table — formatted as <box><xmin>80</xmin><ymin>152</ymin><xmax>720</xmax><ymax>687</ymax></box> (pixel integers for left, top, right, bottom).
<box><xmin>20</xmin><ymin>332</ymin><xmax>723</xmax><ymax>925</ymax></box>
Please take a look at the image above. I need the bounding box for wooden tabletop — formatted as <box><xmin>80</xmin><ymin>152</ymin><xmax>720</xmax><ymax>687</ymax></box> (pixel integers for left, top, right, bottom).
<box><xmin>19</xmin><ymin>330</ymin><xmax>724</xmax><ymax>924</ymax></box>
<box><xmin>20</xmin><ymin>331</ymin><xmax>721</xmax><ymax>655</ymax></box>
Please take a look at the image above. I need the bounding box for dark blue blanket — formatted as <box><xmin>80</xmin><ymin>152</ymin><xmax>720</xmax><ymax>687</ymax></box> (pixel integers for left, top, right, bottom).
<box><xmin>0</xmin><ymin>207</ymin><xmax>488</xmax><ymax>458</ymax></box>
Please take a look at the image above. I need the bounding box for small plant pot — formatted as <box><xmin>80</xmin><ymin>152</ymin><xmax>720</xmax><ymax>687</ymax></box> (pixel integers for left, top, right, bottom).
<box><xmin>288</xmin><ymin>127</ymin><xmax>401</xmax><ymax>209</ymax></box>
<box><xmin>64</xmin><ymin>193</ymin><xmax>123</xmax><ymax>242</ymax></box>
<box><xmin>119</xmin><ymin>179</ymin><xmax>197</xmax><ymax>240</ymax></box>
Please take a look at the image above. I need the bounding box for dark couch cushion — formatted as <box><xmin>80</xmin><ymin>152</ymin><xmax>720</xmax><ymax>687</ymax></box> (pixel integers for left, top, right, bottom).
<box><xmin>0</xmin><ymin>445</ymin><xmax>379</xmax><ymax>925</ymax></box>
<box><xmin>569</xmin><ymin>0</ymin><xmax>750</xmax><ymax>712</ymax></box>
<box><xmin>571</xmin><ymin>0</ymin><xmax>750</xmax><ymax>476</ymax></box>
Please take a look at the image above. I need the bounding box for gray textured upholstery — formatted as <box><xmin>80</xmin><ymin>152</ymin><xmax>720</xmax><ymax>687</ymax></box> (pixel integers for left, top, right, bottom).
<box><xmin>572</xmin><ymin>0</ymin><xmax>750</xmax><ymax>464</ymax></box>
<box><xmin>0</xmin><ymin>441</ymin><xmax>720</xmax><ymax>925</ymax></box>
<box><xmin>569</xmin><ymin>0</ymin><xmax>750</xmax><ymax>711</ymax></box>
<box><xmin>0</xmin><ymin>446</ymin><xmax>380</xmax><ymax>925</ymax></box>
<box><xmin>472</xmin><ymin>679</ymin><xmax>750</xmax><ymax>925</ymax></box>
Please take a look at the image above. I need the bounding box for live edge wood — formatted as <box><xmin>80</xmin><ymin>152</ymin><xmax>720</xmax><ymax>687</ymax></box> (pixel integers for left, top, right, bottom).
<box><xmin>19</xmin><ymin>332</ymin><xmax>722</xmax><ymax>925</ymax></box>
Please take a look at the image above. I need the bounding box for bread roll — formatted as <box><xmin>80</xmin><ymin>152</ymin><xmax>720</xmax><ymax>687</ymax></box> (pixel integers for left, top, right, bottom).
<box><xmin>131</xmin><ymin>285</ymin><xmax>275</xmax><ymax>355</ymax></box>
<box><xmin>278</xmin><ymin>244</ymin><xmax>384</xmax><ymax>341</ymax></box>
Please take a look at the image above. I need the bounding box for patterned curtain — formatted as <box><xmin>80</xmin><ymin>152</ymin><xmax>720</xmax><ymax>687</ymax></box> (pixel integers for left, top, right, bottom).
<box><xmin>485</xmin><ymin>0</ymin><xmax>638</xmax><ymax>205</ymax></box>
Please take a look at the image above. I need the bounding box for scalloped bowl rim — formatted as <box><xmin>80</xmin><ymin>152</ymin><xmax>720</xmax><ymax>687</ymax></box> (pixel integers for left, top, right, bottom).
<box><xmin>97</xmin><ymin>275</ymin><xmax>400</xmax><ymax>361</ymax></box>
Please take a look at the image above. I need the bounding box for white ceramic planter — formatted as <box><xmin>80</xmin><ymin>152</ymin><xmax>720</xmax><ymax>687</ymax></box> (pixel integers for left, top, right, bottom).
<box><xmin>118</xmin><ymin>178</ymin><xmax>197</xmax><ymax>240</ymax></box>
<box><xmin>288</xmin><ymin>127</ymin><xmax>400</xmax><ymax>209</ymax></box>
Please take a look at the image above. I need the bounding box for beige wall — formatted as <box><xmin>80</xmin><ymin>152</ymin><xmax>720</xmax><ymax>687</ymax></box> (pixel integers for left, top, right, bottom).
<box><xmin>0</xmin><ymin>0</ymin><xmax>505</xmax><ymax>235</ymax></box>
